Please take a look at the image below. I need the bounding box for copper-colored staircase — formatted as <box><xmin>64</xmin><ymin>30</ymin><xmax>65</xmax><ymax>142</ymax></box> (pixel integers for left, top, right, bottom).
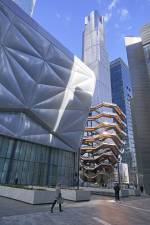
<box><xmin>80</xmin><ymin>102</ymin><xmax>126</xmax><ymax>182</ymax></box>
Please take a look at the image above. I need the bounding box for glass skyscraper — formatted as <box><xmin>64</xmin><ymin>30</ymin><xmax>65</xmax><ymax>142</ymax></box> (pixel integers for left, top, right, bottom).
<box><xmin>82</xmin><ymin>10</ymin><xmax>112</xmax><ymax>105</ymax></box>
<box><xmin>12</xmin><ymin>0</ymin><xmax>36</xmax><ymax>16</ymax></box>
<box><xmin>81</xmin><ymin>11</ymin><xmax>127</xmax><ymax>186</ymax></box>
<box><xmin>110</xmin><ymin>58</ymin><xmax>137</xmax><ymax>183</ymax></box>
<box><xmin>125</xmin><ymin>23</ymin><xmax>150</xmax><ymax>194</ymax></box>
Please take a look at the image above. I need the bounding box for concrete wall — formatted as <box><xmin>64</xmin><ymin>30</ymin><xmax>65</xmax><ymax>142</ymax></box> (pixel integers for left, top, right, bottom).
<box><xmin>61</xmin><ymin>189</ymin><xmax>91</xmax><ymax>201</ymax></box>
<box><xmin>0</xmin><ymin>186</ymin><xmax>55</xmax><ymax>204</ymax></box>
<box><xmin>0</xmin><ymin>186</ymin><xmax>91</xmax><ymax>203</ymax></box>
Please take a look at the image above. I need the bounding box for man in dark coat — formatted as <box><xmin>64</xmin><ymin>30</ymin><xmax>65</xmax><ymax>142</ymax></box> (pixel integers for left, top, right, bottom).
<box><xmin>51</xmin><ymin>184</ymin><xmax>63</xmax><ymax>213</ymax></box>
<box><xmin>14</xmin><ymin>177</ymin><xmax>18</xmax><ymax>185</ymax></box>
<box><xmin>114</xmin><ymin>183</ymin><xmax>120</xmax><ymax>201</ymax></box>
<box><xmin>140</xmin><ymin>185</ymin><xmax>144</xmax><ymax>193</ymax></box>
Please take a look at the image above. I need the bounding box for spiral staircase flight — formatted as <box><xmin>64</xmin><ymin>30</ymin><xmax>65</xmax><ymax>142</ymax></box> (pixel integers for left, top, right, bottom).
<box><xmin>80</xmin><ymin>102</ymin><xmax>126</xmax><ymax>183</ymax></box>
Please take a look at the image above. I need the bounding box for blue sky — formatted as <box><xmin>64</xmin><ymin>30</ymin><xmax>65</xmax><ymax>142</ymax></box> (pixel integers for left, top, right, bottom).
<box><xmin>33</xmin><ymin>0</ymin><xmax>150</xmax><ymax>63</ymax></box>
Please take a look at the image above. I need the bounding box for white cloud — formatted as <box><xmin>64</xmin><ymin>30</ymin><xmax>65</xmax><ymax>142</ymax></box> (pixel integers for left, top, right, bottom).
<box><xmin>127</xmin><ymin>25</ymin><xmax>132</xmax><ymax>30</ymax></box>
<box><xmin>104</xmin><ymin>0</ymin><xmax>119</xmax><ymax>22</ymax></box>
<box><xmin>108</xmin><ymin>0</ymin><xmax>119</xmax><ymax>10</ymax></box>
<box><xmin>56</xmin><ymin>13</ymin><xmax>71</xmax><ymax>23</ymax></box>
<box><xmin>117</xmin><ymin>8</ymin><xmax>129</xmax><ymax>21</ymax></box>
<box><xmin>65</xmin><ymin>16</ymin><xmax>71</xmax><ymax>22</ymax></box>
<box><xmin>56</xmin><ymin>13</ymin><xmax>61</xmax><ymax>19</ymax></box>
<box><xmin>105</xmin><ymin>12</ymin><xmax>112</xmax><ymax>22</ymax></box>
<box><xmin>120</xmin><ymin>8</ymin><xmax>129</xmax><ymax>17</ymax></box>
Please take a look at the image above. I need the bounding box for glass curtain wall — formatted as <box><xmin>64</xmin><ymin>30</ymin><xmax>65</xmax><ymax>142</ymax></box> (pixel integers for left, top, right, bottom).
<box><xmin>110</xmin><ymin>60</ymin><xmax>136</xmax><ymax>171</ymax></box>
<box><xmin>0</xmin><ymin>135</ymin><xmax>75</xmax><ymax>186</ymax></box>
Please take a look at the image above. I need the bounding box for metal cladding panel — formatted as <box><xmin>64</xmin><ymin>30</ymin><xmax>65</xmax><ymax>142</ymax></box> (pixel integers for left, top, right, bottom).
<box><xmin>0</xmin><ymin>0</ymin><xmax>96</xmax><ymax>152</ymax></box>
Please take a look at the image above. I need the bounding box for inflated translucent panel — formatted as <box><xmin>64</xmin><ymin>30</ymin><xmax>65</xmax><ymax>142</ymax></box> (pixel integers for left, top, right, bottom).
<box><xmin>0</xmin><ymin>0</ymin><xmax>95</xmax><ymax>152</ymax></box>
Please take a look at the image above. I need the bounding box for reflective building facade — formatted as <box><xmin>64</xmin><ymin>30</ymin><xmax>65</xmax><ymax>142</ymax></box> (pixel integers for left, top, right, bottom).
<box><xmin>0</xmin><ymin>0</ymin><xmax>95</xmax><ymax>186</ymax></box>
<box><xmin>12</xmin><ymin>0</ymin><xmax>36</xmax><ymax>16</ymax></box>
<box><xmin>125</xmin><ymin>23</ymin><xmax>150</xmax><ymax>194</ymax></box>
<box><xmin>110</xmin><ymin>58</ymin><xmax>137</xmax><ymax>183</ymax></box>
<box><xmin>82</xmin><ymin>11</ymin><xmax>112</xmax><ymax>105</ymax></box>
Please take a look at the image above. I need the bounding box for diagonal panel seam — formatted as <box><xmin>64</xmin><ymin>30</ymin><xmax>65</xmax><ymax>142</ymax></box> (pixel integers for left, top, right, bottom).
<box><xmin>28</xmin><ymin>110</ymin><xmax>76</xmax><ymax>151</ymax></box>
<box><xmin>5</xmin><ymin>47</ymin><xmax>43</xmax><ymax>83</ymax></box>
<box><xmin>1</xmin><ymin>47</ymin><xmax>26</xmax><ymax>103</ymax></box>
<box><xmin>32</xmin><ymin>89</ymin><xmax>65</xmax><ymax>108</ymax></box>
<box><xmin>0</xmin><ymin>82</ymin><xmax>24</xmax><ymax>107</ymax></box>
<box><xmin>43</xmin><ymin>62</ymin><xmax>67</xmax><ymax>87</ymax></box>
<box><xmin>5</xmin><ymin>46</ymin><xmax>42</xmax><ymax>60</ymax></box>
<box><xmin>14</xmin><ymin>19</ymin><xmax>48</xmax><ymax>59</ymax></box>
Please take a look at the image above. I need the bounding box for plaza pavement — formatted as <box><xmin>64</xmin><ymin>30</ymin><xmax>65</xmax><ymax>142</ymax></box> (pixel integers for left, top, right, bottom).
<box><xmin>0</xmin><ymin>195</ymin><xmax>150</xmax><ymax>225</ymax></box>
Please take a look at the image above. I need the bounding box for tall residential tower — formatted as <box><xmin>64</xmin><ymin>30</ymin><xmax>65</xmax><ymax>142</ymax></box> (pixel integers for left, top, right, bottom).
<box><xmin>81</xmin><ymin>11</ymin><xmax>125</xmax><ymax>186</ymax></box>
<box><xmin>82</xmin><ymin>11</ymin><xmax>112</xmax><ymax>105</ymax></box>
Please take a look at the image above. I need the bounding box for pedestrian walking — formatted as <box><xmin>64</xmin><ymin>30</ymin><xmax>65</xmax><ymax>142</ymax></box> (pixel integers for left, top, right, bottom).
<box><xmin>73</xmin><ymin>173</ymin><xmax>78</xmax><ymax>188</ymax></box>
<box><xmin>14</xmin><ymin>177</ymin><xmax>18</xmax><ymax>185</ymax></box>
<box><xmin>51</xmin><ymin>183</ymin><xmax>63</xmax><ymax>213</ymax></box>
<box><xmin>114</xmin><ymin>183</ymin><xmax>120</xmax><ymax>201</ymax></box>
<box><xmin>140</xmin><ymin>185</ymin><xmax>144</xmax><ymax>194</ymax></box>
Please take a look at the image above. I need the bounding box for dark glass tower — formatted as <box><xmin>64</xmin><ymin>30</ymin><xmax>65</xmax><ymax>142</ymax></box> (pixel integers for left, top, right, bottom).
<box><xmin>110</xmin><ymin>58</ymin><xmax>137</xmax><ymax>183</ymax></box>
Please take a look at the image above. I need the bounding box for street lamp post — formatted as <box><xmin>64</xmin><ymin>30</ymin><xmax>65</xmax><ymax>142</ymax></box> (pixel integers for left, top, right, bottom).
<box><xmin>117</xmin><ymin>156</ymin><xmax>121</xmax><ymax>189</ymax></box>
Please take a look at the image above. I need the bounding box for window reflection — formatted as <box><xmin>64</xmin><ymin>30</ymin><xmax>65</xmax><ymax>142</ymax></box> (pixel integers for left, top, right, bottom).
<box><xmin>0</xmin><ymin>135</ymin><xmax>75</xmax><ymax>186</ymax></box>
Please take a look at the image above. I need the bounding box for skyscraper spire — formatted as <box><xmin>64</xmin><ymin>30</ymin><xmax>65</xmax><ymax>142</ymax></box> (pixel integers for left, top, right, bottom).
<box><xmin>82</xmin><ymin>10</ymin><xmax>112</xmax><ymax>105</ymax></box>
